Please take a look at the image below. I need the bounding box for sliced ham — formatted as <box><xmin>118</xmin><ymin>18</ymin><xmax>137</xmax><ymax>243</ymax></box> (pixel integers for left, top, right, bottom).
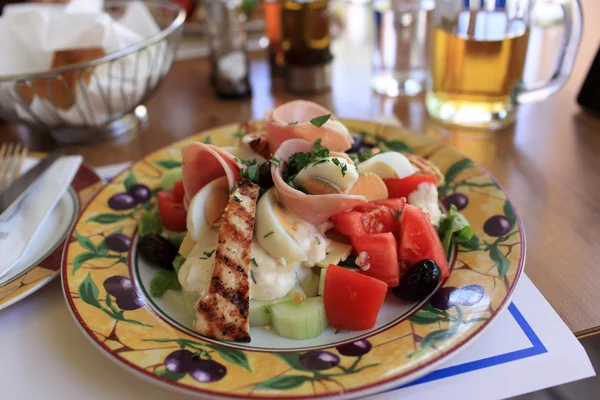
<box><xmin>182</xmin><ymin>142</ymin><xmax>241</xmax><ymax>208</ymax></box>
<box><xmin>272</xmin><ymin>139</ymin><xmax>367</xmax><ymax>225</ymax></box>
<box><xmin>265</xmin><ymin>100</ymin><xmax>354</xmax><ymax>154</ymax></box>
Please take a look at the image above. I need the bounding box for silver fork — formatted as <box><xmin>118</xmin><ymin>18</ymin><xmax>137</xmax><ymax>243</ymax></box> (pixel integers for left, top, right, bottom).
<box><xmin>0</xmin><ymin>143</ymin><xmax>28</xmax><ymax>193</ymax></box>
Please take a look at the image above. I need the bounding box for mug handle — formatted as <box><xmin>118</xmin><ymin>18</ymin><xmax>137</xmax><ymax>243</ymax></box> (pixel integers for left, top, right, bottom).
<box><xmin>516</xmin><ymin>0</ymin><xmax>583</xmax><ymax>104</ymax></box>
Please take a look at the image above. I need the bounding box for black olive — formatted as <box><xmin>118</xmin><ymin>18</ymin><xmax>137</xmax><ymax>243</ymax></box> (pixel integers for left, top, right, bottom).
<box><xmin>393</xmin><ymin>259</ymin><xmax>441</xmax><ymax>301</ymax></box>
<box><xmin>137</xmin><ymin>234</ymin><xmax>177</xmax><ymax>270</ymax></box>
<box><xmin>258</xmin><ymin>161</ymin><xmax>274</xmax><ymax>189</ymax></box>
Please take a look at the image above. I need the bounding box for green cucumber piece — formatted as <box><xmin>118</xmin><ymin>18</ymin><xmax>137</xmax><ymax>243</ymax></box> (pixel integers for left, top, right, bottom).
<box><xmin>182</xmin><ymin>289</ymin><xmax>200</xmax><ymax>320</ymax></box>
<box><xmin>270</xmin><ymin>297</ymin><xmax>328</xmax><ymax>340</ymax></box>
<box><xmin>249</xmin><ymin>285</ymin><xmax>306</xmax><ymax>327</ymax></box>
<box><xmin>138</xmin><ymin>210</ymin><xmax>162</xmax><ymax>236</ymax></box>
<box><xmin>172</xmin><ymin>255</ymin><xmax>186</xmax><ymax>273</ymax></box>
<box><xmin>300</xmin><ymin>270</ymin><xmax>320</xmax><ymax>298</ymax></box>
<box><xmin>318</xmin><ymin>268</ymin><xmax>326</xmax><ymax>296</ymax></box>
<box><xmin>160</xmin><ymin>167</ymin><xmax>183</xmax><ymax>190</ymax></box>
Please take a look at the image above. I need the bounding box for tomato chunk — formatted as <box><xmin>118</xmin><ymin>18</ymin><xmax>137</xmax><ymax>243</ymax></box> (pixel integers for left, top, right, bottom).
<box><xmin>385</xmin><ymin>175</ymin><xmax>437</xmax><ymax>199</ymax></box>
<box><xmin>332</xmin><ymin>204</ymin><xmax>396</xmax><ymax>236</ymax></box>
<box><xmin>173</xmin><ymin>181</ymin><xmax>185</xmax><ymax>202</ymax></box>
<box><xmin>323</xmin><ymin>264</ymin><xmax>388</xmax><ymax>330</ymax></box>
<box><xmin>157</xmin><ymin>190</ymin><xmax>187</xmax><ymax>232</ymax></box>
<box><xmin>372</xmin><ymin>198</ymin><xmax>406</xmax><ymax>213</ymax></box>
<box><xmin>398</xmin><ymin>204</ymin><xmax>449</xmax><ymax>279</ymax></box>
<box><xmin>350</xmin><ymin>232</ymin><xmax>399</xmax><ymax>287</ymax></box>
<box><xmin>331</xmin><ymin>211</ymin><xmax>368</xmax><ymax>237</ymax></box>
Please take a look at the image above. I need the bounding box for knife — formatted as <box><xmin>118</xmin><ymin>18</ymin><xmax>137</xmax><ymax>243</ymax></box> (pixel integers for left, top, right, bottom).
<box><xmin>0</xmin><ymin>149</ymin><xmax>65</xmax><ymax>221</ymax></box>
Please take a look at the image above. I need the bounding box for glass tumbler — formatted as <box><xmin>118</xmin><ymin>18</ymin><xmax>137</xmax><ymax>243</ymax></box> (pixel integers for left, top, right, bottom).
<box><xmin>371</xmin><ymin>0</ymin><xmax>435</xmax><ymax>97</ymax></box>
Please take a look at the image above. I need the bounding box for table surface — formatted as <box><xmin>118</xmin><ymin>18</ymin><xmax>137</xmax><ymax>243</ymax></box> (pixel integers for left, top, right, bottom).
<box><xmin>1</xmin><ymin>1</ymin><xmax>600</xmax><ymax>337</ymax></box>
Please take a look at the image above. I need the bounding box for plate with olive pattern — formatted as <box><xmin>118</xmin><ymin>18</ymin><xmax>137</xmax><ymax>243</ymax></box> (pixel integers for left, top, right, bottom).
<box><xmin>62</xmin><ymin>120</ymin><xmax>524</xmax><ymax>399</ymax></box>
<box><xmin>0</xmin><ymin>162</ymin><xmax>103</xmax><ymax>310</ymax></box>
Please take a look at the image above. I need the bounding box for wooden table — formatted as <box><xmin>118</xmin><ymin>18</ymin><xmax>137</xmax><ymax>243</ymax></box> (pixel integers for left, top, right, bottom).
<box><xmin>1</xmin><ymin>0</ymin><xmax>600</xmax><ymax>337</ymax></box>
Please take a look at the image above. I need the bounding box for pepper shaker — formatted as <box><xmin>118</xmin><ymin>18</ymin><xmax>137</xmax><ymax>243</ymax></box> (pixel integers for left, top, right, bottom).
<box><xmin>206</xmin><ymin>0</ymin><xmax>252</xmax><ymax>98</ymax></box>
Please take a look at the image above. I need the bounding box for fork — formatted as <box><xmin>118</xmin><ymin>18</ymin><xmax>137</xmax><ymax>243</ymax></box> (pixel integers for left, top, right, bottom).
<box><xmin>0</xmin><ymin>143</ymin><xmax>28</xmax><ymax>193</ymax></box>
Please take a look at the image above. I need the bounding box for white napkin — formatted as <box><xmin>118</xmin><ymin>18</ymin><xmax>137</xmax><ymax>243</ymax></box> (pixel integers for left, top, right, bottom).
<box><xmin>0</xmin><ymin>0</ymin><xmax>162</xmax><ymax>126</ymax></box>
<box><xmin>0</xmin><ymin>156</ymin><xmax>82</xmax><ymax>280</ymax></box>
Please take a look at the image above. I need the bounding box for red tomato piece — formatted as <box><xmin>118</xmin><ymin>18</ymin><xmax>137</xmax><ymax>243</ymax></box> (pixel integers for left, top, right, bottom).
<box><xmin>385</xmin><ymin>175</ymin><xmax>437</xmax><ymax>199</ymax></box>
<box><xmin>350</xmin><ymin>232</ymin><xmax>399</xmax><ymax>287</ymax></box>
<box><xmin>157</xmin><ymin>190</ymin><xmax>187</xmax><ymax>232</ymax></box>
<box><xmin>372</xmin><ymin>198</ymin><xmax>406</xmax><ymax>213</ymax></box>
<box><xmin>323</xmin><ymin>264</ymin><xmax>388</xmax><ymax>330</ymax></box>
<box><xmin>331</xmin><ymin>211</ymin><xmax>368</xmax><ymax>237</ymax></box>
<box><xmin>398</xmin><ymin>204</ymin><xmax>449</xmax><ymax>279</ymax></box>
<box><xmin>173</xmin><ymin>181</ymin><xmax>185</xmax><ymax>202</ymax></box>
<box><xmin>361</xmin><ymin>206</ymin><xmax>395</xmax><ymax>234</ymax></box>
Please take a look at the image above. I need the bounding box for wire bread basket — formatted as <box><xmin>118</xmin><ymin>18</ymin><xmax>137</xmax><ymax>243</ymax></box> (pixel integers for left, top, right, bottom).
<box><xmin>0</xmin><ymin>1</ymin><xmax>185</xmax><ymax>143</ymax></box>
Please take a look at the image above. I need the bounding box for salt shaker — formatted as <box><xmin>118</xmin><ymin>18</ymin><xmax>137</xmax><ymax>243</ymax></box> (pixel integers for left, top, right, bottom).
<box><xmin>206</xmin><ymin>0</ymin><xmax>251</xmax><ymax>98</ymax></box>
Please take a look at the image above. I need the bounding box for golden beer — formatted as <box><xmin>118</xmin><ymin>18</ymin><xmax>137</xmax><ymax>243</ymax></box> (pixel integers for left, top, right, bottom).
<box><xmin>426</xmin><ymin>11</ymin><xmax>530</xmax><ymax>130</ymax></box>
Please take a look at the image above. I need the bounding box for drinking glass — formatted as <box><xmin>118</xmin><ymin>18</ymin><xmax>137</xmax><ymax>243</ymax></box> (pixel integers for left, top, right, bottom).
<box><xmin>426</xmin><ymin>0</ymin><xmax>582</xmax><ymax>130</ymax></box>
<box><xmin>371</xmin><ymin>0</ymin><xmax>435</xmax><ymax>97</ymax></box>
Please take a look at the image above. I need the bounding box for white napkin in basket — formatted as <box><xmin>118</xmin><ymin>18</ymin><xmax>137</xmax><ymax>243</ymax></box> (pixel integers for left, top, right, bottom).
<box><xmin>0</xmin><ymin>156</ymin><xmax>82</xmax><ymax>281</ymax></box>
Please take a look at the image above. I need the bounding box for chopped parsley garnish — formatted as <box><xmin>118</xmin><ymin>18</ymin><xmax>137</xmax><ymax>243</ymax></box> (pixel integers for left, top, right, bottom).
<box><xmin>263</xmin><ymin>231</ymin><xmax>274</xmax><ymax>238</ymax></box>
<box><xmin>341</xmin><ymin>164</ymin><xmax>347</xmax><ymax>177</ymax></box>
<box><xmin>310</xmin><ymin>114</ymin><xmax>331</xmax><ymax>127</ymax></box>
<box><xmin>315</xmin><ymin>236</ymin><xmax>321</xmax><ymax>245</ymax></box>
<box><xmin>283</xmin><ymin>139</ymin><xmax>331</xmax><ymax>184</ymax></box>
<box><xmin>288</xmin><ymin>121</ymin><xmax>298</xmax><ymax>125</ymax></box>
<box><xmin>250</xmin><ymin>270</ymin><xmax>257</xmax><ymax>284</ymax></box>
<box><xmin>251</xmin><ymin>257</ymin><xmax>258</xmax><ymax>267</ymax></box>
<box><xmin>233</xmin><ymin>195</ymin><xmax>242</xmax><ymax>202</ymax></box>
<box><xmin>232</xmin><ymin>131</ymin><xmax>244</xmax><ymax>139</ymax></box>
<box><xmin>202</xmin><ymin>135</ymin><xmax>212</xmax><ymax>144</ymax></box>
<box><xmin>262</xmin><ymin>307</ymin><xmax>270</xmax><ymax>315</ymax></box>
<box><xmin>394</xmin><ymin>210</ymin><xmax>402</xmax><ymax>220</ymax></box>
<box><xmin>199</xmin><ymin>249</ymin><xmax>215</xmax><ymax>260</ymax></box>
<box><xmin>334</xmin><ymin>328</ymin><xmax>341</xmax><ymax>334</ymax></box>
<box><xmin>270</xmin><ymin>155</ymin><xmax>280</xmax><ymax>166</ymax></box>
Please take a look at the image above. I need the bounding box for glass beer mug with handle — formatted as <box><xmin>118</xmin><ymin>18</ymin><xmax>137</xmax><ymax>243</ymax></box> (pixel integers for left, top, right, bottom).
<box><xmin>426</xmin><ymin>0</ymin><xmax>582</xmax><ymax>130</ymax></box>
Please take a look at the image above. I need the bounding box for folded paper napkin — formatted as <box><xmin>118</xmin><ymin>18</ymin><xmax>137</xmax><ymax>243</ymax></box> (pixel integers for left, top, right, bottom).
<box><xmin>0</xmin><ymin>155</ymin><xmax>82</xmax><ymax>281</ymax></box>
<box><xmin>0</xmin><ymin>0</ymin><xmax>162</xmax><ymax>126</ymax></box>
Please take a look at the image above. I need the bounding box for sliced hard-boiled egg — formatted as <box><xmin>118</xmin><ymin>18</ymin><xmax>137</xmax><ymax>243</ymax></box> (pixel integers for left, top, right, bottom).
<box><xmin>178</xmin><ymin>228</ymin><xmax>219</xmax><ymax>294</ymax></box>
<box><xmin>223</xmin><ymin>145</ymin><xmax>267</xmax><ymax>164</ymax></box>
<box><xmin>348</xmin><ymin>172</ymin><xmax>388</xmax><ymax>201</ymax></box>
<box><xmin>255</xmin><ymin>189</ymin><xmax>308</xmax><ymax>263</ymax></box>
<box><xmin>358</xmin><ymin>152</ymin><xmax>416</xmax><ymax>179</ymax></box>
<box><xmin>187</xmin><ymin>176</ymin><xmax>229</xmax><ymax>241</ymax></box>
<box><xmin>293</xmin><ymin>157</ymin><xmax>359</xmax><ymax>194</ymax></box>
<box><xmin>408</xmin><ymin>181</ymin><xmax>442</xmax><ymax>225</ymax></box>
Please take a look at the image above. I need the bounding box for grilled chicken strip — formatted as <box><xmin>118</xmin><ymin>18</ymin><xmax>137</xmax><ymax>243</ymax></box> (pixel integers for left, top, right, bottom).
<box><xmin>193</xmin><ymin>180</ymin><xmax>259</xmax><ymax>342</ymax></box>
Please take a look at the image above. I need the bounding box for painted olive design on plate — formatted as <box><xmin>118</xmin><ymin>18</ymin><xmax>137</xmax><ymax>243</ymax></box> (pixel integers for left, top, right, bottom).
<box><xmin>105</xmin><ymin>233</ymin><xmax>131</xmax><ymax>253</ymax></box>
<box><xmin>164</xmin><ymin>350</ymin><xmax>195</xmax><ymax>374</ymax></box>
<box><xmin>188</xmin><ymin>359</ymin><xmax>227</xmax><ymax>383</ymax></box>
<box><xmin>128</xmin><ymin>184</ymin><xmax>152</xmax><ymax>204</ymax></box>
<box><xmin>430</xmin><ymin>284</ymin><xmax>485</xmax><ymax>310</ymax></box>
<box><xmin>102</xmin><ymin>276</ymin><xmax>145</xmax><ymax>310</ymax></box>
<box><xmin>299</xmin><ymin>351</ymin><xmax>341</xmax><ymax>370</ymax></box>
<box><xmin>108</xmin><ymin>192</ymin><xmax>136</xmax><ymax>210</ymax></box>
<box><xmin>483</xmin><ymin>215</ymin><xmax>511</xmax><ymax>237</ymax></box>
<box><xmin>336</xmin><ymin>339</ymin><xmax>372</xmax><ymax>357</ymax></box>
<box><xmin>444</xmin><ymin>193</ymin><xmax>469</xmax><ymax>210</ymax></box>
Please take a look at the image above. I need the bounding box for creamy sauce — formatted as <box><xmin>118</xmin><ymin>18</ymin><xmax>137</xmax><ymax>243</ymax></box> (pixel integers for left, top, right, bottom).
<box><xmin>408</xmin><ymin>182</ymin><xmax>442</xmax><ymax>225</ymax></box>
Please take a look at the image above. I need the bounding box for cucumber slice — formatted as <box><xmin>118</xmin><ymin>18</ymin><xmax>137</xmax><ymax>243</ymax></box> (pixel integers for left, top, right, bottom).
<box><xmin>249</xmin><ymin>285</ymin><xmax>306</xmax><ymax>327</ymax></box>
<box><xmin>182</xmin><ymin>289</ymin><xmax>200</xmax><ymax>320</ymax></box>
<box><xmin>270</xmin><ymin>297</ymin><xmax>328</xmax><ymax>340</ymax></box>
<box><xmin>172</xmin><ymin>255</ymin><xmax>186</xmax><ymax>273</ymax></box>
<box><xmin>300</xmin><ymin>270</ymin><xmax>320</xmax><ymax>298</ymax></box>
<box><xmin>318</xmin><ymin>268</ymin><xmax>326</xmax><ymax>296</ymax></box>
<box><xmin>160</xmin><ymin>167</ymin><xmax>183</xmax><ymax>190</ymax></box>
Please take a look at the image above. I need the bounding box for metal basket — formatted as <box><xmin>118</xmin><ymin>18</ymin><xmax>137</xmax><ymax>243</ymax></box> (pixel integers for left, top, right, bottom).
<box><xmin>0</xmin><ymin>1</ymin><xmax>186</xmax><ymax>143</ymax></box>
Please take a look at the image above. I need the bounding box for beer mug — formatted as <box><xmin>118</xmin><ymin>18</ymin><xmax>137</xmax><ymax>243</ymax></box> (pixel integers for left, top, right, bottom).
<box><xmin>426</xmin><ymin>0</ymin><xmax>582</xmax><ymax>130</ymax></box>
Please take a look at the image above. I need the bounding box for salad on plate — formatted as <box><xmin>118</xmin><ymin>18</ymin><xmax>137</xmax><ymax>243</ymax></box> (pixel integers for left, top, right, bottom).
<box><xmin>137</xmin><ymin>100</ymin><xmax>473</xmax><ymax>343</ymax></box>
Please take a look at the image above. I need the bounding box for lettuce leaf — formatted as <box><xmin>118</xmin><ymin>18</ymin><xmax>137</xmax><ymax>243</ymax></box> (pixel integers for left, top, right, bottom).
<box><xmin>438</xmin><ymin>204</ymin><xmax>473</xmax><ymax>256</ymax></box>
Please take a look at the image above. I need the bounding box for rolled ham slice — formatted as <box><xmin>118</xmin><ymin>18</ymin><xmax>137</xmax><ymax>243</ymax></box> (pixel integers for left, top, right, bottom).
<box><xmin>182</xmin><ymin>142</ymin><xmax>241</xmax><ymax>208</ymax></box>
<box><xmin>266</xmin><ymin>100</ymin><xmax>354</xmax><ymax>154</ymax></box>
<box><xmin>272</xmin><ymin>139</ymin><xmax>367</xmax><ymax>225</ymax></box>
